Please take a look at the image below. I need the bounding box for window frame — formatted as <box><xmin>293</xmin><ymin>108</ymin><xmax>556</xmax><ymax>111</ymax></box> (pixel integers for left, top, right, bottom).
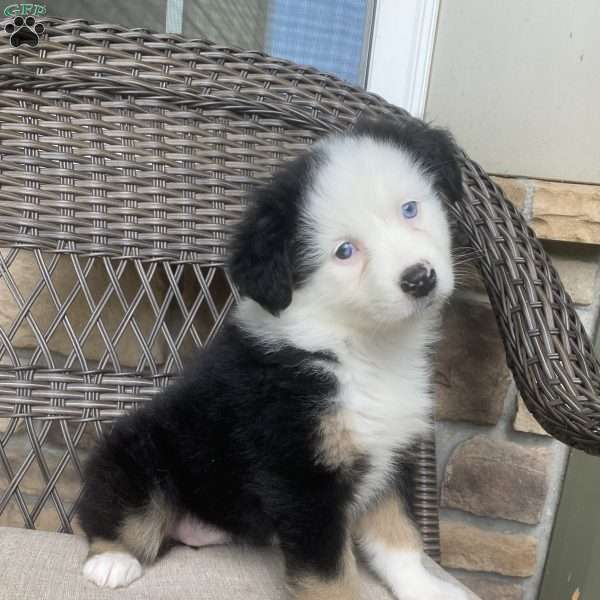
<box><xmin>365</xmin><ymin>0</ymin><xmax>440</xmax><ymax>117</ymax></box>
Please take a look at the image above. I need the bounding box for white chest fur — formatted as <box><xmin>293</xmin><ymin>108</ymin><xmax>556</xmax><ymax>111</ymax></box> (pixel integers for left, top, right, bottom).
<box><xmin>234</xmin><ymin>299</ymin><xmax>439</xmax><ymax>508</ymax></box>
<box><xmin>332</xmin><ymin>332</ymin><xmax>433</xmax><ymax>508</ymax></box>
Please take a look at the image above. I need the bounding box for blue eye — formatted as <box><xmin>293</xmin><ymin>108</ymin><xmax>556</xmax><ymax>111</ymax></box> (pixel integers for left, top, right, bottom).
<box><xmin>401</xmin><ymin>200</ymin><xmax>418</xmax><ymax>219</ymax></box>
<box><xmin>335</xmin><ymin>241</ymin><xmax>355</xmax><ymax>260</ymax></box>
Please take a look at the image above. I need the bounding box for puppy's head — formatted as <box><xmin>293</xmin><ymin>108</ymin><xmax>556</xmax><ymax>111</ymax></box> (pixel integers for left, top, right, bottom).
<box><xmin>228</xmin><ymin>117</ymin><xmax>462</xmax><ymax>325</ymax></box>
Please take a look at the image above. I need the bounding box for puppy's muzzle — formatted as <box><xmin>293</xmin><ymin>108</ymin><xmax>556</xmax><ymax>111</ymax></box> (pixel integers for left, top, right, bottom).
<box><xmin>399</xmin><ymin>263</ymin><xmax>437</xmax><ymax>298</ymax></box>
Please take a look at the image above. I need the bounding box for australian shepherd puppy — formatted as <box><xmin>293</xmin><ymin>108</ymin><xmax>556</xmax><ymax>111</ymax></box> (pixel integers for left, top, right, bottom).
<box><xmin>78</xmin><ymin>117</ymin><xmax>467</xmax><ymax>600</ymax></box>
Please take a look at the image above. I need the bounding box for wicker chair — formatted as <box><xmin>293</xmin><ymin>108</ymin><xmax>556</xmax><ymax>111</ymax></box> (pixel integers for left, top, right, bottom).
<box><xmin>0</xmin><ymin>17</ymin><xmax>599</xmax><ymax>600</ymax></box>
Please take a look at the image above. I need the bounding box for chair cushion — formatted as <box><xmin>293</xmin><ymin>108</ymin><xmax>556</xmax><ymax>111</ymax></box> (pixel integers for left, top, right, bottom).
<box><xmin>0</xmin><ymin>527</ymin><xmax>478</xmax><ymax>599</ymax></box>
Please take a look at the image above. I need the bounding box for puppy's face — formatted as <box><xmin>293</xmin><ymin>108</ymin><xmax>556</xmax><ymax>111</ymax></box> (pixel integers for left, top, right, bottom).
<box><xmin>229</xmin><ymin>118</ymin><xmax>462</xmax><ymax>327</ymax></box>
<box><xmin>302</xmin><ymin>136</ymin><xmax>454</xmax><ymax>325</ymax></box>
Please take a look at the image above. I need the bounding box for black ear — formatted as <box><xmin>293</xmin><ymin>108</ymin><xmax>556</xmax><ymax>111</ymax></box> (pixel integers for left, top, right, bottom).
<box><xmin>228</xmin><ymin>153</ymin><xmax>316</xmax><ymax>316</ymax></box>
<box><xmin>353</xmin><ymin>117</ymin><xmax>463</xmax><ymax>204</ymax></box>
<box><xmin>415</xmin><ymin>123</ymin><xmax>463</xmax><ymax>205</ymax></box>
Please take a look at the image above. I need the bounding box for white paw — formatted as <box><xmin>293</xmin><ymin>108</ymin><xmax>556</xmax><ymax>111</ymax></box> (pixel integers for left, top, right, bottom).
<box><xmin>362</xmin><ymin>543</ymin><xmax>470</xmax><ymax>600</ymax></box>
<box><xmin>83</xmin><ymin>552</ymin><xmax>143</xmax><ymax>588</ymax></box>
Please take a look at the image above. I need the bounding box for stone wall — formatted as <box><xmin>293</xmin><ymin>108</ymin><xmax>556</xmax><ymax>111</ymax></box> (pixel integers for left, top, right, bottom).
<box><xmin>436</xmin><ymin>177</ymin><xmax>600</xmax><ymax>600</ymax></box>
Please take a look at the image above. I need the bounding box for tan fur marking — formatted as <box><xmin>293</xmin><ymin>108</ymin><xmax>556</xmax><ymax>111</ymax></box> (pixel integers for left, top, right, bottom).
<box><xmin>354</xmin><ymin>491</ymin><xmax>422</xmax><ymax>550</ymax></box>
<box><xmin>316</xmin><ymin>411</ymin><xmax>357</xmax><ymax>469</ymax></box>
<box><xmin>290</xmin><ymin>576</ymin><xmax>359</xmax><ymax>600</ymax></box>
<box><xmin>87</xmin><ymin>538</ymin><xmax>129</xmax><ymax>558</ymax></box>
<box><xmin>120</xmin><ymin>493</ymin><xmax>177</xmax><ymax>563</ymax></box>
<box><xmin>287</xmin><ymin>543</ymin><xmax>359</xmax><ymax>600</ymax></box>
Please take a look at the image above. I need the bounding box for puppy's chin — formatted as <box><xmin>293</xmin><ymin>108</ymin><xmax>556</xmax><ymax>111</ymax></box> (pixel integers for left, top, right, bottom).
<box><xmin>367</xmin><ymin>291</ymin><xmax>451</xmax><ymax>327</ymax></box>
<box><xmin>410</xmin><ymin>295</ymin><xmax>448</xmax><ymax>318</ymax></box>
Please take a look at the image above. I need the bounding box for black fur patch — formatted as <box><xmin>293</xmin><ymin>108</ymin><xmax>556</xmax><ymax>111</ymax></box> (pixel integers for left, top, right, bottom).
<box><xmin>227</xmin><ymin>151</ymin><xmax>322</xmax><ymax>316</ymax></box>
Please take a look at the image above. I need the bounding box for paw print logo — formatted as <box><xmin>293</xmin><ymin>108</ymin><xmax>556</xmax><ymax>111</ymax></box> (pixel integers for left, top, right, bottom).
<box><xmin>4</xmin><ymin>16</ymin><xmax>44</xmax><ymax>47</ymax></box>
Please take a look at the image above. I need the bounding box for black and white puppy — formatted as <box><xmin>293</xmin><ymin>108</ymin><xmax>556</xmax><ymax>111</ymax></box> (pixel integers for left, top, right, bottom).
<box><xmin>78</xmin><ymin>117</ymin><xmax>467</xmax><ymax>600</ymax></box>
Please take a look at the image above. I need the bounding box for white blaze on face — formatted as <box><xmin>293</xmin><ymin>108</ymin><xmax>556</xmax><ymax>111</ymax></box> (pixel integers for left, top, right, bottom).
<box><xmin>299</xmin><ymin>136</ymin><xmax>454</xmax><ymax>327</ymax></box>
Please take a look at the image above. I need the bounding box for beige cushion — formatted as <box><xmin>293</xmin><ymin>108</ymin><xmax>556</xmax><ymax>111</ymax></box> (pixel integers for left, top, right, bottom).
<box><xmin>0</xmin><ymin>527</ymin><xmax>479</xmax><ymax>599</ymax></box>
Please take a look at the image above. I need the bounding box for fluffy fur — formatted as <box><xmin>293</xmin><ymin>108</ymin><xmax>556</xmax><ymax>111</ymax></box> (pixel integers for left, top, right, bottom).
<box><xmin>78</xmin><ymin>117</ymin><xmax>467</xmax><ymax>599</ymax></box>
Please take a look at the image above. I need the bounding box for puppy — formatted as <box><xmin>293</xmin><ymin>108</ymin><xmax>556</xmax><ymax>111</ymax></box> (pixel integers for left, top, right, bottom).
<box><xmin>78</xmin><ymin>117</ymin><xmax>467</xmax><ymax>600</ymax></box>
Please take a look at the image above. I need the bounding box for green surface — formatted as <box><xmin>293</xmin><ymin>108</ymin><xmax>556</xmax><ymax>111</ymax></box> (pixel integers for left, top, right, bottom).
<box><xmin>539</xmin><ymin>446</ymin><xmax>600</xmax><ymax>598</ymax></box>
<box><xmin>539</xmin><ymin>322</ymin><xmax>600</xmax><ymax>600</ymax></box>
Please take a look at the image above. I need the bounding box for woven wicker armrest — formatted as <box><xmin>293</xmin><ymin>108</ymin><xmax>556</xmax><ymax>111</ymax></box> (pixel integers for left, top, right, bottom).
<box><xmin>452</xmin><ymin>159</ymin><xmax>600</xmax><ymax>453</ymax></box>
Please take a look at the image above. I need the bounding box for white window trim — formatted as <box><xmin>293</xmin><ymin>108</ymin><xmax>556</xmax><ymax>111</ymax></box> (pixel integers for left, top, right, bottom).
<box><xmin>366</xmin><ymin>0</ymin><xmax>440</xmax><ymax>118</ymax></box>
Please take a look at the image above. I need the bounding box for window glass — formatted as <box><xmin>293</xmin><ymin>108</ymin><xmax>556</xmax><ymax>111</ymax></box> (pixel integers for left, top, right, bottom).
<box><xmin>266</xmin><ymin>0</ymin><xmax>370</xmax><ymax>85</ymax></box>
<box><xmin>47</xmin><ymin>0</ymin><xmax>373</xmax><ymax>85</ymax></box>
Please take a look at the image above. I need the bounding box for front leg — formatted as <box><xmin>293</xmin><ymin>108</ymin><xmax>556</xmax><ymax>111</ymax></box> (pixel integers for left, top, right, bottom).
<box><xmin>286</xmin><ymin>539</ymin><xmax>359</xmax><ymax>600</ymax></box>
<box><xmin>354</xmin><ymin>490</ymin><xmax>468</xmax><ymax>600</ymax></box>
<box><xmin>273</xmin><ymin>485</ymin><xmax>360</xmax><ymax>600</ymax></box>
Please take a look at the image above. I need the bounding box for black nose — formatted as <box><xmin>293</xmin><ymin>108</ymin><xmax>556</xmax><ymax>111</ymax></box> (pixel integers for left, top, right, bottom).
<box><xmin>400</xmin><ymin>264</ymin><xmax>437</xmax><ymax>298</ymax></box>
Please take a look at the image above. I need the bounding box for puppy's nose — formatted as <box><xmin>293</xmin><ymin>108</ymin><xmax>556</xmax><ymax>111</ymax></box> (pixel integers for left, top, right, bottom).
<box><xmin>400</xmin><ymin>263</ymin><xmax>437</xmax><ymax>298</ymax></box>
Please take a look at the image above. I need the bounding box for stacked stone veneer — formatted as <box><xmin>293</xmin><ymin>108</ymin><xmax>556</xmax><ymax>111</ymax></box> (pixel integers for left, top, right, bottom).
<box><xmin>1</xmin><ymin>177</ymin><xmax>599</xmax><ymax>600</ymax></box>
<box><xmin>435</xmin><ymin>177</ymin><xmax>600</xmax><ymax>600</ymax></box>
